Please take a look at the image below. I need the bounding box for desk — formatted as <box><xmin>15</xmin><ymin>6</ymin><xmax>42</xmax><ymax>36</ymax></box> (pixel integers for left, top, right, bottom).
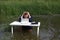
<box><xmin>10</xmin><ymin>21</ymin><xmax>40</xmax><ymax>37</ymax></box>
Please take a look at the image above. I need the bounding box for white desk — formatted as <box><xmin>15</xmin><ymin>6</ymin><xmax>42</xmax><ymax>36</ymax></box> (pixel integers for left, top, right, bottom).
<box><xmin>9</xmin><ymin>21</ymin><xmax>40</xmax><ymax>37</ymax></box>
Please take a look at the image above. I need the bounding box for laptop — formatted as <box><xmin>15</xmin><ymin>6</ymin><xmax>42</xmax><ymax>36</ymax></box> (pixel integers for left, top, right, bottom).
<box><xmin>20</xmin><ymin>18</ymin><xmax>31</xmax><ymax>25</ymax></box>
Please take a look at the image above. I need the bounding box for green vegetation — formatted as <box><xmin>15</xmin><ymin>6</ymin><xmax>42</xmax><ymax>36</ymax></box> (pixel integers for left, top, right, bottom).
<box><xmin>0</xmin><ymin>0</ymin><xmax>60</xmax><ymax>23</ymax></box>
<box><xmin>0</xmin><ymin>0</ymin><xmax>60</xmax><ymax>40</ymax></box>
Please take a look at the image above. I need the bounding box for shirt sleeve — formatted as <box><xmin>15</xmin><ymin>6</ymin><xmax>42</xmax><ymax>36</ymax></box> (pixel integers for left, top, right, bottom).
<box><xmin>29</xmin><ymin>17</ymin><xmax>33</xmax><ymax>22</ymax></box>
<box><xmin>18</xmin><ymin>17</ymin><xmax>21</xmax><ymax>22</ymax></box>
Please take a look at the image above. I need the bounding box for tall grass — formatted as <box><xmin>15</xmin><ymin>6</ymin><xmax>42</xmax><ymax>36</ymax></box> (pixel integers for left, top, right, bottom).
<box><xmin>0</xmin><ymin>0</ymin><xmax>60</xmax><ymax>23</ymax></box>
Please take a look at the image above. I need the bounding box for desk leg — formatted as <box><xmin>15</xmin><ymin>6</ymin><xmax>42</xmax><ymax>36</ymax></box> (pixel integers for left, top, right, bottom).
<box><xmin>11</xmin><ymin>26</ymin><xmax>13</xmax><ymax>36</ymax></box>
<box><xmin>37</xmin><ymin>26</ymin><xmax>39</xmax><ymax>37</ymax></box>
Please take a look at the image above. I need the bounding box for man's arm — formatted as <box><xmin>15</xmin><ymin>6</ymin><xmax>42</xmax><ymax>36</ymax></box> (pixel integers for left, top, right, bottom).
<box><xmin>29</xmin><ymin>17</ymin><xmax>33</xmax><ymax>22</ymax></box>
<box><xmin>18</xmin><ymin>17</ymin><xmax>21</xmax><ymax>22</ymax></box>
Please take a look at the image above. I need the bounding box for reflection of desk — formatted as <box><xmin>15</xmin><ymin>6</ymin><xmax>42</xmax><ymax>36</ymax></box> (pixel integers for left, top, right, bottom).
<box><xmin>10</xmin><ymin>21</ymin><xmax>40</xmax><ymax>37</ymax></box>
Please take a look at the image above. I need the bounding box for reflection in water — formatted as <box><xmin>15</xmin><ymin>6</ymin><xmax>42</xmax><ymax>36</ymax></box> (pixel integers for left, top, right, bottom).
<box><xmin>0</xmin><ymin>32</ymin><xmax>11</xmax><ymax>40</ymax></box>
<box><xmin>40</xmin><ymin>28</ymin><xmax>54</xmax><ymax>40</ymax></box>
<box><xmin>0</xmin><ymin>24</ymin><xmax>60</xmax><ymax>40</ymax></box>
<box><xmin>0</xmin><ymin>15</ymin><xmax>60</xmax><ymax>40</ymax></box>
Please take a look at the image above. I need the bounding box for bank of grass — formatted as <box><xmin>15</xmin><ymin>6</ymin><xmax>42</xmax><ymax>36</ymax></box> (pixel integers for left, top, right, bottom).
<box><xmin>0</xmin><ymin>0</ymin><xmax>60</xmax><ymax>23</ymax></box>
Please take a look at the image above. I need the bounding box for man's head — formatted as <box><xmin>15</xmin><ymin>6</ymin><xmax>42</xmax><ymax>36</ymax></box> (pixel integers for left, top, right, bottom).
<box><xmin>23</xmin><ymin>11</ymin><xmax>30</xmax><ymax>18</ymax></box>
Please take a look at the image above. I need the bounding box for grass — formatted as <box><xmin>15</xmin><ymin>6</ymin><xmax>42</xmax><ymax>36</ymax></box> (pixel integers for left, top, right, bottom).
<box><xmin>0</xmin><ymin>0</ymin><xmax>60</xmax><ymax>15</ymax></box>
<box><xmin>0</xmin><ymin>0</ymin><xmax>60</xmax><ymax>23</ymax></box>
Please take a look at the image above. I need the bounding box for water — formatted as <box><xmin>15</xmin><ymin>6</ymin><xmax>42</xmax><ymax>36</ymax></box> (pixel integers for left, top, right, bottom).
<box><xmin>0</xmin><ymin>15</ymin><xmax>60</xmax><ymax>40</ymax></box>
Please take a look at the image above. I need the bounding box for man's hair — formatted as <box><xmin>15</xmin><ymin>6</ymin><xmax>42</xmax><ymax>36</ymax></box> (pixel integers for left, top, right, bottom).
<box><xmin>23</xmin><ymin>12</ymin><xmax>29</xmax><ymax>18</ymax></box>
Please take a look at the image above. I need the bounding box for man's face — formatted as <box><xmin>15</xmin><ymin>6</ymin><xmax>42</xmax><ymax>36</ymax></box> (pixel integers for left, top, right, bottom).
<box><xmin>24</xmin><ymin>15</ymin><xmax>29</xmax><ymax>18</ymax></box>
